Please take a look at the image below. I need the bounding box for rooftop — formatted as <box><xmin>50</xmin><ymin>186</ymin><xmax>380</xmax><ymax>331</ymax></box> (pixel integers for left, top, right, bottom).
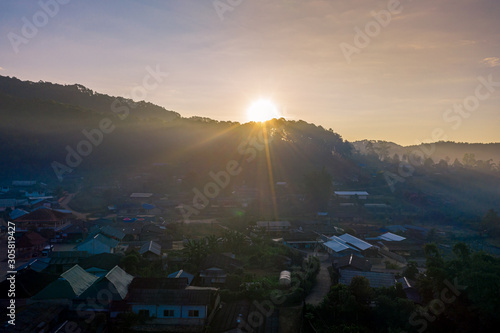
<box><xmin>139</xmin><ymin>240</ymin><xmax>162</xmax><ymax>256</ymax></box>
<box><xmin>339</xmin><ymin>269</ymin><xmax>395</xmax><ymax>288</ymax></box>
<box><xmin>32</xmin><ymin>265</ymin><xmax>98</xmax><ymax>300</ymax></box>
<box><xmin>334</xmin><ymin>191</ymin><xmax>369</xmax><ymax>196</ymax></box>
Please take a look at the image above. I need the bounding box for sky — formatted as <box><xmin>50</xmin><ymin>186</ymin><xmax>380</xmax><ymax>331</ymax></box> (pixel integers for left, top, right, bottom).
<box><xmin>1</xmin><ymin>0</ymin><xmax>499</xmax><ymax>145</ymax></box>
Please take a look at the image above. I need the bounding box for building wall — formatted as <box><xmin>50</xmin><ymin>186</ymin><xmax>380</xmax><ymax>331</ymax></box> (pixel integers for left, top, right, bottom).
<box><xmin>157</xmin><ymin>305</ymin><xmax>181</xmax><ymax>318</ymax></box>
<box><xmin>131</xmin><ymin>304</ymin><xmax>207</xmax><ymax>319</ymax></box>
<box><xmin>181</xmin><ymin>305</ymin><xmax>206</xmax><ymax>319</ymax></box>
<box><xmin>131</xmin><ymin>304</ymin><xmax>158</xmax><ymax>317</ymax></box>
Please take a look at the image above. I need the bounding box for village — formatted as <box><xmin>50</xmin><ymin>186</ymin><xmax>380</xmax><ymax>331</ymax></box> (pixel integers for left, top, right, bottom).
<box><xmin>0</xmin><ymin>176</ymin><xmax>457</xmax><ymax>333</ymax></box>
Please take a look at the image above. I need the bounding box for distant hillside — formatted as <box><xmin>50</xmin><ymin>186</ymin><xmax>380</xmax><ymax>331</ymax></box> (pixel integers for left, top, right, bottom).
<box><xmin>1</xmin><ymin>75</ymin><xmax>498</xmax><ymax>220</ymax></box>
<box><xmin>0</xmin><ymin>75</ymin><xmax>180</xmax><ymax>122</ymax></box>
<box><xmin>353</xmin><ymin>140</ymin><xmax>500</xmax><ymax>164</ymax></box>
<box><xmin>0</xmin><ymin>75</ymin><xmax>355</xmax><ymax>186</ymax></box>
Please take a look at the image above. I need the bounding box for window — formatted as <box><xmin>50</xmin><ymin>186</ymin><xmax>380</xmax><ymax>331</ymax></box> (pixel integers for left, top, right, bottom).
<box><xmin>138</xmin><ymin>310</ymin><xmax>149</xmax><ymax>317</ymax></box>
<box><xmin>188</xmin><ymin>310</ymin><xmax>200</xmax><ymax>317</ymax></box>
<box><xmin>163</xmin><ymin>309</ymin><xmax>174</xmax><ymax>317</ymax></box>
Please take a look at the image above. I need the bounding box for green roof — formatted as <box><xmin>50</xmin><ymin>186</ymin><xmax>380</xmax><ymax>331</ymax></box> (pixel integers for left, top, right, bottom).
<box><xmin>32</xmin><ymin>265</ymin><xmax>98</xmax><ymax>300</ymax></box>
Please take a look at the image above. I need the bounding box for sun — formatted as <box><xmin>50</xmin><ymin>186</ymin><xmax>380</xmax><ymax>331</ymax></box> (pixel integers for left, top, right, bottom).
<box><xmin>246</xmin><ymin>98</ymin><xmax>280</xmax><ymax>122</ymax></box>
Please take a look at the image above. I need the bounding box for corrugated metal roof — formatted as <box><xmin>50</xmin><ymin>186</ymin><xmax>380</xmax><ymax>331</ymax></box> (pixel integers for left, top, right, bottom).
<box><xmin>334</xmin><ymin>191</ymin><xmax>369</xmax><ymax>196</ymax></box>
<box><xmin>61</xmin><ymin>265</ymin><xmax>99</xmax><ymax>296</ymax></box>
<box><xmin>77</xmin><ymin>233</ymin><xmax>120</xmax><ymax>250</ymax></box>
<box><xmin>333</xmin><ymin>254</ymin><xmax>372</xmax><ymax>272</ymax></box>
<box><xmin>168</xmin><ymin>270</ymin><xmax>194</xmax><ymax>285</ymax></box>
<box><xmin>139</xmin><ymin>240</ymin><xmax>161</xmax><ymax>256</ymax></box>
<box><xmin>79</xmin><ymin>265</ymin><xmax>134</xmax><ymax>300</ymax></box>
<box><xmin>10</xmin><ymin>208</ymin><xmax>29</xmax><ymax>220</ymax></box>
<box><xmin>338</xmin><ymin>233</ymin><xmax>373</xmax><ymax>251</ymax></box>
<box><xmin>100</xmin><ymin>225</ymin><xmax>126</xmax><ymax>240</ymax></box>
<box><xmin>379</xmin><ymin>232</ymin><xmax>406</xmax><ymax>242</ymax></box>
<box><xmin>32</xmin><ymin>265</ymin><xmax>98</xmax><ymax>299</ymax></box>
<box><xmin>339</xmin><ymin>269</ymin><xmax>395</xmax><ymax>288</ymax></box>
<box><xmin>105</xmin><ymin>266</ymin><xmax>134</xmax><ymax>299</ymax></box>
<box><xmin>324</xmin><ymin>238</ymin><xmax>357</xmax><ymax>253</ymax></box>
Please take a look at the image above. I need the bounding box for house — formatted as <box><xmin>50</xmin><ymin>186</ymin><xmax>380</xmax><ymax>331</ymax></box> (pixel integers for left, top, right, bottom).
<box><xmin>44</xmin><ymin>251</ymin><xmax>90</xmax><ymax>274</ymax></box>
<box><xmin>366</xmin><ymin>231</ymin><xmax>406</xmax><ymax>242</ymax></box>
<box><xmin>55</xmin><ymin>222</ymin><xmax>86</xmax><ymax>242</ymax></box>
<box><xmin>31</xmin><ymin>265</ymin><xmax>99</xmax><ymax>301</ymax></box>
<box><xmin>168</xmin><ymin>270</ymin><xmax>194</xmax><ymax>285</ymax></box>
<box><xmin>139</xmin><ymin>240</ymin><xmax>162</xmax><ymax>259</ymax></box>
<box><xmin>16</xmin><ymin>231</ymin><xmax>48</xmax><ymax>258</ymax></box>
<box><xmin>323</xmin><ymin>233</ymin><xmax>375</xmax><ymax>257</ymax></box>
<box><xmin>0</xmin><ymin>198</ymin><xmax>28</xmax><ymax>210</ymax></box>
<box><xmin>339</xmin><ymin>269</ymin><xmax>395</xmax><ymax>288</ymax></box>
<box><xmin>202</xmin><ymin>253</ymin><xmax>243</xmax><ymax>272</ymax></box>
<box><xmin>283</xmin><ymin>231</ymin><xmax>323</xmax><ymax>250</ymax></box>
<box><xmin>125</xmin><ymin>278</ymin><xmax>220</xmax><ymax>332</ymax></box>
<box><xmin>98</xmin><ymin>225</ymin><xmax>126</xmax><ymax>241</ymax></box>
<box><xmin>75</xmin><ymin>233</ymin><xmax>120</xmax><ymax>255</ymax></box>
<box><xmin>199</xmin><ymin>267</ymin><xmax>227</xmax><ymax>287</ymax></box>
<box><xmin>210</xmin><ymin>299</ymin><xmax>279</xmax><ymax>333</ymax></box>
<box><xmin>25</xmin><ymin>191</ymin><xmax>46</xmax><ymax>198</ymax></box>
<box><xmin>9</xmin><ymin>208</ymin><xmax>29</xmax><ymax>220</ymax></box>
<box><xmin>396</xmin><ymin>277</ymin><xmax>422</xmax><ymax>304</ymax></box>
<box><xmin>77</xmin><ymin>266</ymin><xmax>134</xmax><ymax>305</ymax></box>
<box><xmin>332</xmin><ymin>254</ymin><xmax>372</xmax><ymax>272</ymax></box>
<box><xmin>334</xmin><ymin>191</ymin><xmax>369</xmax><ymax>200</ymax></box>
<box><xmin>323</xmin><ymin>236</ymin><xmax>360</xmax><ymax>257</ymax></box>
<box><xmin>256</xmin><ymin>221</ymin><xmax>291</xmax><ymax>233</ymax></box>
<box><xmin>13</xmin><ymin>207</ymin><xmax>71</xmax><ymax>232</ymax></box>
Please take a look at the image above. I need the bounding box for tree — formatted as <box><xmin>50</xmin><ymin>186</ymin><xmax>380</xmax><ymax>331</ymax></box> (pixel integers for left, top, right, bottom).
<box><xmin>303</xmin><ymin>167</ymin><xmax>333</xmax><ymax>211</ymax></box>
<box><xmin>423</xmin><ymin>157</ymin><xmax>434</xmax><ymax>169</ymax></box>
<box><xmin>349</xmin><ymin>276</ymin><xmax>373</xmax><ymax>305</ymax></box>
<box><xmin>121</xmin><ymin>253</ymin><xmax>140</xmax><ymax>275</ymax></box>
<box><xmin>462</xmin><ymin>153</ymin><xmax>476</xmax><ymax>168</ymax></box>
<box><xmin>481</xmin><ymin>209</ymin><xmax>500</xmax><ymax>237</ymax></box>
<box><xmin>205</xmin><ymin>235</ymin><xmax>220</xmax><ymax>254</ymax></box>
<box><xmin>403</xmin><ymin>261</ymin><xmax>419</xmax><ymax>280</ymax></box>
<box><xmin>184</xmin><ymin>239</ymin><xmax>208</xmax><ymax>268</ymax></box>
<box><xmin>453</xmin><ymin>242</ymin><xmax>470</xmax><ymax>262</ymax></box>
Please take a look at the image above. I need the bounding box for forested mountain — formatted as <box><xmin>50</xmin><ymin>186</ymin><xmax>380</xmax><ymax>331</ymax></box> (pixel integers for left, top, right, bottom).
<box><xmin>1</xmin><ymin>75</ymin><xmax>499</xmax><ymax>220</ymax></box>
<box><xmin>0</xmin><ymin>75</ymin><xmax>180</xmax><ymax>121</ymax></box>
<box><xmin>353</xmin><ymin>140</ymin><xmax>500</xmax><ymax>165</ymax></box>
<box><xmin>0</xmin><ymin>76</ymin><xmax>354</xmax><ymax>185</ymax></box>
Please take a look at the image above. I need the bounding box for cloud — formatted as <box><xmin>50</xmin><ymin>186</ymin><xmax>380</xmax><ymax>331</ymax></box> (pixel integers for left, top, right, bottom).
<box><xmin>0</xmin><ymin>67</ymin><xmax>4</xmax><ymax>71</ymax></box>
<box><xmin>481</xmin><ymin>57</ymin><xmax>500</xmax><ymax>67</ymax></box>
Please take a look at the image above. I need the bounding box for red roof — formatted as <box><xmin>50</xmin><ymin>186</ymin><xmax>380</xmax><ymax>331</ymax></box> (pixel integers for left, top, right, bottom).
<box><xmin>14</xmin><ymin>208</ymin><xmax>69</xmax><ymax>223</ymax></box>
<box><xmin>17</xmin><ymin>231</ymin><xmax>47</xmax><ymax>248</ymax></box>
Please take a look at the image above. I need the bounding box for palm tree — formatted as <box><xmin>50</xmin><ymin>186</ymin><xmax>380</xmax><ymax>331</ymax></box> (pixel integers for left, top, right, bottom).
<box><xmin>205</xmin><ymin>235</ymin><xmax>220</xmax><ymax>254</ymax></box>
<box><xmin>184</xmin><ymin>239</ymin><xmax>208</xmax><ymax>268</ymax></box>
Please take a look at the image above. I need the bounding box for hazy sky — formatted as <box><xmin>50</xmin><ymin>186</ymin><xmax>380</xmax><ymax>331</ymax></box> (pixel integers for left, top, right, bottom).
<box><xmin>1</xmin><ymin>0</ymin><xmax>499</xmax><ymax>145</ymax></box>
